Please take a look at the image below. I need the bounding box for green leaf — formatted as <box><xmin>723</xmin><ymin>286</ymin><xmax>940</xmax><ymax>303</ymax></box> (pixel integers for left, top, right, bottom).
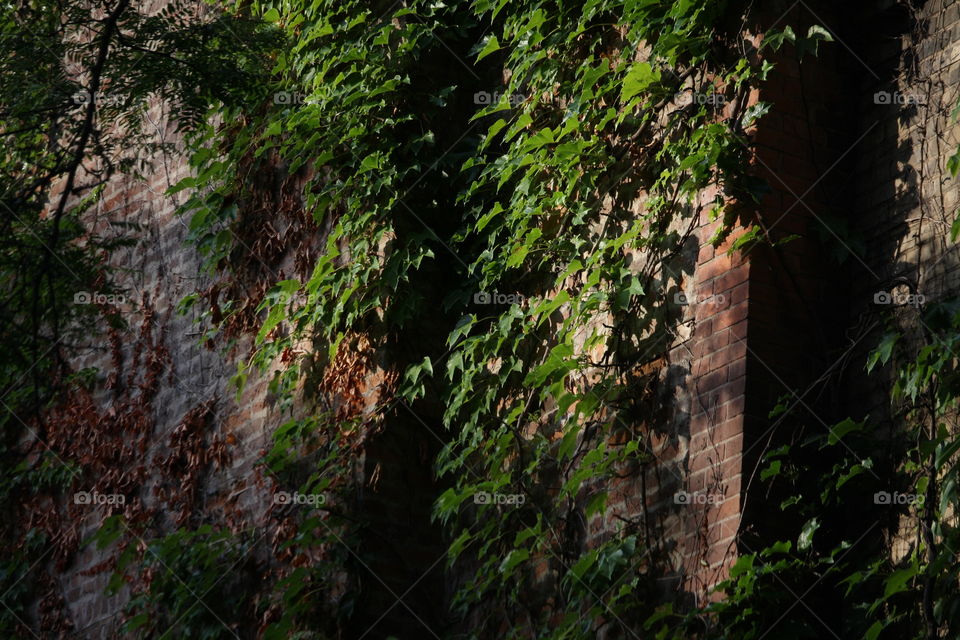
<box><xmin>585</xmin><ymin>491</ymin><xmax>607</xmax><ymax>518</ymax></box>
<box><xmin>729</xmin><ymin>554</ymin><xmax>755</xmax><ymax>578</ymax></box>
<box><xmin>741</xmin><ymin>102</ymin><xmax>771</xmax><ymax>128</ymax></box>
<box><xmin>256</xmin><ymin>304</ymin><xmax>286</xmax><ymax>343</ymax></box>
<box><xmin>807</xmin><ymin>25</ymin><xmax>834</xmax><ymax>42</ymax></box>
<box><xmin>568</xmin><ymin>549</ymin><xmax>598</xmax><ymax>582</ymax></box>
<box><xmin>798</xmin><ymin>517</ymin><xmax>819</xmax><ymax>551</ymax></box>
<box><xmin>763</xmin><ymin>26</ymin><xmax>797</xmax><ymax>51</ymax></box>
<box><xmin>884</xmin><ymin>565</ymin><xmax>916</xmax><ymax>598</ymax></box>
<box><xmin>643</xmin><ymin>603</ymin><xmax>674</xmax><ymax>630</ymax></box>
<box><xmin>866</xmin><ymin>333</ymin><xmax>898</xmax><ymax>373</ymax></box>
<box><xmin>557</xmin><ymin>424</ymin><xmax>580</xmax><ymax>461</ymax></box>
<box><xmin>620</xmin><ymin>62</ymin><xmax>660</xmax><ymax>104</ymax></box>
<box><xmin>864</xmin><ymin>620</ymin><xmax>884</xmax><ymax>640</ymax></box>
<box><xmin>476</xmin><ymin>36</ymin><xmax>500</xmax><ymax>61</ymax></box>
<box><xmin>762</xmin><ymin>540</ymin><xmax>793</xmax><ymax>556</ymax></box>
<box><xmin>948</xmin><ymin>151</ymin><xmax>960</xmax><ymax>177</ymax></box>
<box><xmin>827</xmin><ymin>418</ymin><xmax>864</xmax><ymax>445</ymax></box>
<box><xmin>760</xmin><ymin>460</ymin><xmax>781</xmax><ymax>481</ymax></box>
<box><xmin>499</xmin><ymin>548</ymin><xmax>530</xmax><ymax>574</ymax></box>
<box><xmin>726</xmin><ymin>224</ymin><xmax>763</xmax><ymax>255</ymax></box>
<box><xmin>524</xmin><ymin>343</ymin><xmax>576</xmax><ymax>387</ymax></box>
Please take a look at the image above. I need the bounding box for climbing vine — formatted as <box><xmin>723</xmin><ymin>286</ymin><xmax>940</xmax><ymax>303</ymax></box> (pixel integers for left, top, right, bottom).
<box><xmin>15</xmin><ymin>0</ymin><xmax>960</xmax><ymax>637</ymax></box>
<box><xmin>173</xmin><ymin>0</ymin><xmax>824</xmax><ymax>637</ymax></box>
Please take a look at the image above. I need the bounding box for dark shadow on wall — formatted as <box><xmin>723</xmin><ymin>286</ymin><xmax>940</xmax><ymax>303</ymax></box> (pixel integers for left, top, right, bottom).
<box><xmin>731</xmin><ymin>0</ymin><xmax>954</xmax><ymax>638</ymax></box>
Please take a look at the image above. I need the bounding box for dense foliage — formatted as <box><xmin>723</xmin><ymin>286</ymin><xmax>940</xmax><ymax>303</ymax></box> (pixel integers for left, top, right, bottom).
<box><xmin>0</xmin><ymin>0</ymin><xmax>278</xmax><ymax>634</ymax></box>
<box><xmin>172</xmin><ymin>0</ymin><xmax>814</xmax><ymax>637</ymax></box>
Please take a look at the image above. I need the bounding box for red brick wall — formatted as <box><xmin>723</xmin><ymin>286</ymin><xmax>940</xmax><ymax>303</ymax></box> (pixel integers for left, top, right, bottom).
<box><xmin>34</xmin><ymin>2</ymin><xmax>960</xmax><ymax>635</ymax></box>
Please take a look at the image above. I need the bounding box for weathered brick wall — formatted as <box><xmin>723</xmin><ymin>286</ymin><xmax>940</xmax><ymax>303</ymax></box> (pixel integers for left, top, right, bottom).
<box><xmin>50</xmin><ymin>102</ymin><xmax>757</xmax><ymax>636</ymax></box>
<box><xmin>851</xmin><ymin>0</ymin><xmax>960</xmax><ymax>342</ymax></box>
<box><xmin>735</xmin><ymin>1</ymin><xmax>859</xmax><ymax>561</ymax></box>
<box><xmin>51</xmin><ymin>99</ymin><xmax>288</xmax><ymax>637</ymax></box>
<box><xmin>43</xmin><ymin>93</ymin><xmax>442</xmax><ymax>637</ymax></box>
<box><xmin>49</xmin><ymin>52</ymin><xmax>757</xmax><ymax>640</ymax></box>
<box><xmin>847</xmin><ymin>0</ymin><xmax>960</xmax><ymax>564</ymax></box>
<box><xmin>581</xmin><ymin>202</ymin><xmax>751</xmax><ymax>605</ymax></box>
<box><xmin>34</xmin><ymin>2</ymin><xmax>960</xmax><ymax>636</ymax></box>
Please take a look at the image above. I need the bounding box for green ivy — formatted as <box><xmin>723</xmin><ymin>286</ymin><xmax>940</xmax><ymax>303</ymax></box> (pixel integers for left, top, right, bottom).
<box><xmin>171</xmin><ymin>0</ymin><xmax>818</xmax><ymax>636</ymax></box>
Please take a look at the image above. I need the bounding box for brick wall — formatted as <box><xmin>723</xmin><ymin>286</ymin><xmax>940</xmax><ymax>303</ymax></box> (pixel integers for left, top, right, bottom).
<box><xmin>24</xmin><ymin>1</ymin><xmax>960</xmax><ymax>636</ymax></box>
<box><xmin>40</xmin><ymin>31</ymin><xmax>772</xmax><ymax>640</ymax></box>
<box><xmin>851</xmin><ymin>0</ymin><xmax>960</xmax><ymax>343</ymax></box>
<box><xmin>51</xmin><ymin>101</ymin><xmax>270</xmax><ymax>637</ymax></box>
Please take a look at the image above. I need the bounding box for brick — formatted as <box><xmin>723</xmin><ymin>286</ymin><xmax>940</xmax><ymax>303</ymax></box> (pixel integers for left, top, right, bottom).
<box><xmin>698</xmin><ymin>368</ymin><xmax>728</xmax><ymax>393</ymax></box>
<box><xmin>699</xmin><ymin>253</ymin><xmax>735</xmax><ymax>281</ymax></box>
<box><xmin>699</xmin><ymin>329</ymin><xmax>730</xmax><ymax>357</ymax></box>
<box><xmin>714</xmin><ymin>266</ymin><xmax>750</xmax><ymax>293</ymax></box>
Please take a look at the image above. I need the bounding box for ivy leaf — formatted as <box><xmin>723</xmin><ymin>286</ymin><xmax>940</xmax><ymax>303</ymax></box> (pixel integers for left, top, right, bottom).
<box><xmin>524</xmin><ymin>343</ymin><xmax>576</xmax><ymax>387</ymax></box>
<box><xmin>763</xmin><ymin>26</ymin><xmax>796</xmax><ymax>51</ymax></box>
<box><xmin>256</xmin><ymin>304</ymin><xmax>286</xmax><ymax>343</ymax></box>
<box><xmin>864</xmin><ymin>621</ymin><xmax>884</xmax><ymax>640</ymax></box>
<box><xmin>499</xmin><ymin>548</ymin><xmax>530</xmax><ymax>574</ymax></box>
<box><xmin>579</xmin><ymin>59</ymin><xmax>610</xmax><ymax>101</ymax></box>
<box><xmin>399</xmin><ymin>357</ymin><xmax>434</xmax><ymax>401</ymax></box>
<box><xmin>827</xmin><ymin>418</ymin><xmax>864</xmax><ymax>446</ymax></box>
<box><xmin>884</xmin><ymin>565</ymin><xmax>916</xmax><ymax>598</ymax></box>
<box><xmin>568</xmin><ymin>549</ymin><xmax>598</xmax><ymax>582</ymax></box>
<box><xmin>727</xmin><ymin>224</ymin><xmax>764</xmax><ymax>255</ymax></box>
<box><xmin>476</xmin><ymin>35</ymin><xmax>500</xmax><ymax>61</ymax></box>
<box><xmin>620</xmin><ymin>62</ymin><xmax>659</xmax><ymax>105</ymax></box>
<box><xmin>836</xmin><ymin>459</ymin><xmax>873</xmax><ymax>489</ymax></box>
<box><xmin>264</xmin><ymin>119</ymin><xmax>282</xmax><ymax>137</ymax></box>
<box><xmin>948</xmin><ymin>151</ymin><xmax>960</xmax><ymax>177</ymax></box>
<box><xmin>262</xmin><ymin>8</ymin><xmax>280</xmax><ymax>22</ymax></box>
<box><xmin>447</xmin><ymin>529</ymin><xmax>473</xmax><ymax>565</ymax></box>
<box><xmin>532</xmin><ymin>290</ymin><xmax>570</xmax><ymax>326</ymax></box>
<box><xmin>799</xmin><ymin>25</ymin><xmax>834</xmax><ymax>56</ymax></box>
<box><xmin>729</xmin><ymin>554</ymin><xmax>755</xmax><ymax>578</ymax></box>
<box><xmin>798</xmin><ymin>517</ymin><xmax>819</xmax><ymax>551</ymax></box>
<box><xmin>741</xmin><ymin>102</ymin><xmax>771</xmax><ymax>128</ymax></box>
<box><xmin>643</xmin><ymin>603</ymin><xmax>674</xmax><ymax>630</ymax></box>
<box><xmin>781</xmin><ymin>495</ymin><xmax>802</xmax><ymax>509</ymax></box>
<box><xmin>585</xmin><ymin>491</ymin><xmax>607</xmax><ymax>518</ymax></box>
<box><xmin>557</xmin><ymin>425</ymin><xmax>580</xmax><ymax>461</ymax></box>
<box><xmin>866</xmin><ymin>333</ymin><xmax>898</xmax><ymax>373</ymax></box>
<box><xmin>762</xmin><ymin>540</ymin><xmax>793</xmax><ymax>556</ymax></box>
<box><xmin>760</xmin><ymin>459</ymin><xmax>781</xmax><ymax>481</ymax></box>
<box><xmin>935</xmin><ymin>438</ymin><xmax>960</xmax><ymax>471</ymax></box>
<box><xmin>807</xmin><ymin>25</ymin><xmax>834</xmax><ymax>42</ymax></box>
